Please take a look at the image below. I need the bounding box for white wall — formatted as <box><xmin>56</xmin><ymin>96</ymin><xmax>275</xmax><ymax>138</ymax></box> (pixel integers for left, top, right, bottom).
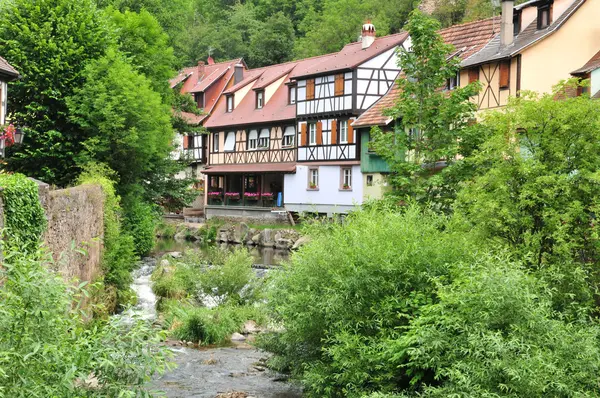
<box><xmin>284</xmin><ymin>164</ymin><xmax>363</xmax><ymax>214</ymax></box>
<box><xmin>592</xmin><ymin>68</ymin><xmax>600</xmax><ymax>97</ymax></box>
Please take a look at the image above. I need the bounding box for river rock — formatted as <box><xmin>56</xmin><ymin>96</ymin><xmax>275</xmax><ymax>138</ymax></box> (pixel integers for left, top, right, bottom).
<box><xmin>251</xmin><ymin>233</ymin><xmax>261</xmax><ymax>245</ymax></box>
<box><xmin>174</xmin><ymin>231</ymin><xmax>187</xmax><ymax>241</ymax></box>
<box><xmin>167</xmin><ymin>251</ymin><xmax>182</xmax><ymax>258</ymax></box>
<box><xmin>232</xmin><ymin>222</ymin><xmax>249</xmax><ymax>244</ymax></box>
<box><xmin>242</xmin><ymin>320</ymin><xmax>260</xmax><ymax>335</ymax></box>
<box><xmin>231</xmin><ymin>333</ymin><xmax>246</xmax><ymax>342</ymax></box>
<box><xmin>275</xmin><ymin>238</ymin><xmax>292</xmax><ymax>250</ymax></box>
<box><xmin>219</xmin><ymin>232</ymin><xmax>229</xmax><ymax>242</ymax></box>
<box><xmin>260</xmin><ymin>229</ymin><xmax>275</xmax><ymax>247</ymax></box>
<box><xmin>292</xmin><ymin>235</ymin><xmax>311</xmax><ymax>250</ymax></box>
<box><xmin>274</xmin><ymin>232</ymin><xmax>282</xmax><ymax>242</ymax></box>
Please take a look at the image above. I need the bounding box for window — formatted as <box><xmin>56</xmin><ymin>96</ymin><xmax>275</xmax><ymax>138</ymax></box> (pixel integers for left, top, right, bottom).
<box><xmin>366</xmin><ymin>175</ymin><xmax>374</xmax><ymax>186</ymax></box>
<box><xmin>283</xmin><ymin>126</ymin><xmax>295</xmax><ymax>147</ymax></box>
<box><xmin>212</xmin><ymin>132</ymin><xmax>219</xmax><ymax>152</ymax></box>
<box><xmin>195</xmin><ymin>92</ymin><xmax>205</xmax><ymax>108</ymax></box>
<box><xmin>308</xmin><ymin>123</ymin><xmax>317</xmax><ymax>145</ymax></box>
<box><xmin>537</xmin><ymin>5</ymin><xmax>551</xmax><ymax>29</ymax></box>
<box><xmin>308</xmin><ymin>167</ymin><xmax>319</xmax><ymax>189</ymax></box>
<box><xmin>339</xmin><ymin>120</ymin><xmax>348</xmax><ymax>144</ymax></box>
<box><xmin>447</xmin><ymin>71</ymin><xmax>459</xmax><ymax>90</ymax></box>
<box><xmin>341</xmin><ymin>167</ymin><xmax>352</xmax><ymax>190</ymax></box>
<box><xmin>289</xmin><ymin>86</ymin><xmax>297</xmax><ymax>104</ymax></box>
<box><xmin>513</xmin><ymin>12</ymin><xmax>521</xmax><ymax>35</ymax></box>
<box><xmin>247</xmin><ymin>129</ymin><xmax>258</xmax><ymax>150</ymax></box>
<box><xmin>334</xmin><ymin>74</ymin><xmax>344</xmax><ymax>96</ymax></box>
<box><xmin>226</xmin><ymin>95</ymin><xmax>234</xmax><ymax>112</ymax></box>
<box><xmin>306</xmin><ymin>78</ymin><xmax>315</xmax><ymax>100</ymax></box>
<box><xmin>258</xmin><ymin>128</ymin><xmax>270</xmax><ymax>148</ymax></box>
<box><xmin>224</xmin><ymin>131</ymin><xmax>235</xmax><ymax>152</ymax></box>
<box><xmin>256</xmin><ymin>90</ymin><xmax>264</xmax><ymax>109</ymax></box>
<box><xmin>468</xmin><ymin>68</ymin><xmax>479</xmax><ymax>84</ymax></box>
<box><xmin>186</xmin><ymin>135</ymin><xmax>195</xmax><ymax>149</ymax></box>
<box><xmin>499</xmin><ymin>60</ymin><xmax>510</xmax><ymax>89</ymax></box>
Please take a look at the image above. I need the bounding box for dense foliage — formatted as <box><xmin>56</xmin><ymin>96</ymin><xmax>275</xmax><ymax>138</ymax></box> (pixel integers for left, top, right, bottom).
<box><xmin>0</xmin><ymin>174</ymin><xmax>46</xmax><ymax>253</ymax></box>
<box><xmin>371</xmin><ymin>10</ymin><xmax>481</xmax><ymax>212</ymax></box>
<box><xmin>97</xmin><ymin>0</ymin><xmax>501</xmax><ymax>68</ymax></box>
<box><xmin>263</xmin><ymin>207</ymin><xmax>600</xmax><ymax>397</ymax></box>
<box><xmin>0</xmin><ymin>247</ymin><xmax>172</xmax><ymax>397</ymax></box>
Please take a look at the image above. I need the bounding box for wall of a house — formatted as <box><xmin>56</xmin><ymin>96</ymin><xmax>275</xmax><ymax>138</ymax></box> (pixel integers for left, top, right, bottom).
<box><xmin>460</xmin><ymin>57</ymin><xmax>518</xmax><ymax>111</ymax></box>
<box><xmin>520</xmin><ymin>0</ymin><xmax>600</xmax><ymax>95</ymax></box>
<box><xmin>362</xmin><ymin>172</ymin><xmax>390</xmax><ymax>201</ymax></box>
<box><xmin>284</xmin><ymin>164</ymin><xmax>363</xmax><ymax>214</ymax></box>
<box><xmin>592</xmin><ymin>68</ymin><xmax>600</xmax><ymax>96</ymax></box>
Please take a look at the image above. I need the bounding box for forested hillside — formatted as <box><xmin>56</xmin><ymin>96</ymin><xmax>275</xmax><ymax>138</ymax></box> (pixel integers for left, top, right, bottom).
<box><xmin>98</xmin><ymin>0</ymin><xmax>507</xmax><ymax>68</ymax></box>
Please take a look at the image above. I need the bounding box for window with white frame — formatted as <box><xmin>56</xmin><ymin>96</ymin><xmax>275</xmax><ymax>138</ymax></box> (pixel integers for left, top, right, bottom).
<box><xmin>258</xmin><ymin>128</ymin><xmax>270</xmax><ymax>148</ymax></box>
<box><xmin>341</xmin><ymin>167</ymin><xmax>352</xmax><ymax>189</ymax></box>
<box><xmin>289</xmin><ymin>86</ymin><xmax>296</xmax><ymax>104</ymax></box>
<box><xmin>283</xmin><ymin>126</ymin><xmax>295</xmax><ymax>147</ymax></box>
<box><xmin>224</xmin><ymin>131</ymin><xmax>236</xmax><ymax>152</ymax></box>
<box><xmin>212</xmin><ymin>132</ymin><xmax>219</xmax><ymax>152</ymax></box>
<box><xmin>308</xmin><ymin>123</ymin><xmax>317</xmax><ymax>145</ymax></box>
<box><xmin>256</xmin><ymin>91</ymin><xmax>264</xmax><ymax>109</ymax></box>
<box><xmin>447</xmin><ymin>71</ymin><xmax>459</xmax><ymax>90</ymax></box>
<box><xmin>339</xmin><ymin>120</ymin><xmax>348</xmax><ymax>143</ymax></box>
<box><xmin>226</xmin><ymin>95</ymin><xmax>234</xmax><ymax>112</ymax></box>
<box><xmin>247</xmin><ymin>129</ymin><xmax>258</xmax><ymax>150</ymax></box>
<box><xmin>308</xmin><ymin>167</ymin><xmax>319</xmax><ymax>189</ymax></box>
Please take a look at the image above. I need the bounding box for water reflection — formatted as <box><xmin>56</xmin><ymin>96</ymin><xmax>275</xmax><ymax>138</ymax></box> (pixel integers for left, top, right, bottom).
<box><xmin>154</xmin><ymin>238</ymin><xmax>290</xmax><ymax>266</ymax></box>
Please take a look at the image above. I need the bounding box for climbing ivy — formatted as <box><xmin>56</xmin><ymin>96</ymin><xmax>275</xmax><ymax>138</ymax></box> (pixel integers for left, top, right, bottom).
<box><xmin>0</xmin><ymin>173</ymin><xmax>46</xmax><ymax>253</ymax></box>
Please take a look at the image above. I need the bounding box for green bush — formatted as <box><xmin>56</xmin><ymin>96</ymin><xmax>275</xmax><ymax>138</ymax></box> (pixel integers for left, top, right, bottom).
<box><xmin>155</xmin><ymin>220</ymin><xmax>177</xmax><ymax>238</ymax></box>
<box><xmin>123</xmin><ymin>194</ymin><xmax>157</xmax><ymax>256</ymax></box>
<box><xmin>0</xmin><ymin>247</ymin><xmax>172</xmax><ymax>397</ymax></box>
<box><xmin>162</xmin><ymin>300</ymin><xmax>267</xmax><ymax>345</ymax></box>
<box><xmin>198</xmin><ymin>248</ymin><xmax>260</xmax><ymax>305</ymax></box>
<box><xmin>0</xmin><ymin>173</ymin><xmax>46</xmax><ymax>253</ymax></box>
<box><xmin>151</xmin><ymin>259</ymin><xmax>198</xmax><ymax>300</ymax></box>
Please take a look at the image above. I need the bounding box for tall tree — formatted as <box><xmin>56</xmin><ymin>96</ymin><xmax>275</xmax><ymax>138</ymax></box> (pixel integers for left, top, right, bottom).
<box><xmin>248</xmin><ymin>12</ymin><xmax>295</xmax><ymax>68</ymax></box>
<box><xmin>371</xmin><ymin>10</ymin><xmax>481</xmax><ymax>213</ymax></box>
<box><xmin>0</xmin><ymin>0</ymin><xmax>111</xmax><ymax>185</ymax></box>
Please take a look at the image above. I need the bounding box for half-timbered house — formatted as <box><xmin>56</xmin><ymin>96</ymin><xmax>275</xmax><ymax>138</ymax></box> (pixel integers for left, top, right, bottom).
<box><xmin>282</xmin><ymin>23</ymin><xmax>410</xmax><ymax>215</ymax></box>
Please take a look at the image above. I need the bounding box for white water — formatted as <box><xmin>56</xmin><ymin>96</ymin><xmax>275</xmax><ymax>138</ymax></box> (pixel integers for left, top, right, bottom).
<box><xmin>119</xmin><ymin>257</ymin><xmax>158</xmax><ymax>323</ymax></box>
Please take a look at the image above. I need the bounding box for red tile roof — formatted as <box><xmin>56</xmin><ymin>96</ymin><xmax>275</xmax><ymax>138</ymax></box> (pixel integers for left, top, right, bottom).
<box><xmin>572</xmin><ymin>50</ymin><xmax>600</xmax><ymax>74</ymax></box>
<box><xmin>354</xmin><ymin>17</ymin><xmax>503</xmax><ymax>128</ymax></box>
<box><xmin>0</xmin><ymin>56</ymin><xmax>19</xmax><ymax>79</ymax></box>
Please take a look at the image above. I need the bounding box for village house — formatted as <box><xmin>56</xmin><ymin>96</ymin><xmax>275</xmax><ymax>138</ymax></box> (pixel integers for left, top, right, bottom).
<box><xmin>169</xmin><ymin>57</ymin><xmax>247</xmax><ymax>213</ymax></box>
<box><xmin>0</xmin><ymin>56</ymin><xmax>19</xmax><ymax>126</ymax></box>
<box><xmin>353</xmin><ymin>0</ymin><xmax>600</xmax><ymax>200</ymax></box>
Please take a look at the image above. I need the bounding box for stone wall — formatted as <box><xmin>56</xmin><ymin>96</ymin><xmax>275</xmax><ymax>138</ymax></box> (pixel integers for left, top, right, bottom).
<box><xmin>39</xmin><ymin>182</ymin><xmax>105</xmax><ymax>283</ymax></box>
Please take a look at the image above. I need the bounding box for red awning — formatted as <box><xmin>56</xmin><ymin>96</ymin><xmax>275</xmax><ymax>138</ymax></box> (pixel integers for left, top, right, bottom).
<box><xmin>202</xmin><ymin>163</ymin><xmax>296</xmax><ymax>174</ymax></box>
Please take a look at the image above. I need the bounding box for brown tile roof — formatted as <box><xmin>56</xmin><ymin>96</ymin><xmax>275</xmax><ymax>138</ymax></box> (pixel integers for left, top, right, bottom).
<box><xmin>0</xmin><ymin>56</ymin><xmax>19</xmax><ymax>79</ymax></box>
<box><xmin>572</xmin><ymin>50</ymin><xmax>600</xmax><ymax>74</ymax></box>
<box><xmin>462</xmin><ymin>0</ymin><xmax>586</xmax><ymax>67</ymax></box>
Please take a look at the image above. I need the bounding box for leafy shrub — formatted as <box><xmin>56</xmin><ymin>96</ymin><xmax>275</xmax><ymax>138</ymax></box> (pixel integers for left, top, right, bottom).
<box><xmin>198</xmin><ymin>248</ymin><xmax>259</xmax><ymax>305</ymax></box>
<box><xmin>265</xmin><ymin>206</ymin><xmax>477</xmax><ymax>396</ymax></box>
<box><xmin>155</xmin><ymin>220</ymin><xmax>177</xmax><ymax>238</ymax></box>
<box><xmin>151</xmin><ymin>259</ymin><xmax>199</xmax><ymax>300</ymax></box>
<box><xmin>162</xmin><ymin>300</ymin><xmax>267</xmax><ymax>345</ymax></box>
<box><xmin>123</xmin><ymin>193</ymin><xmax>157</xmax><ymax>256</ymax></box>
<box><xmin>0</xmin><ymin>173</ymin><xmax>46</xmax><ymax>253</ymax></box>
<box><xmin>0</xmin><ymin>247</ymin><xmax>172</xmax><ymax>397</ymax></box>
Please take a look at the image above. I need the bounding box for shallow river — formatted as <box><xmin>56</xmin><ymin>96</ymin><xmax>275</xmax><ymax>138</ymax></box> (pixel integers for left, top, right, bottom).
<box><xmin>123</xmin><ymin>244</ymin><xmax>302</xmax><ymax>398</ymax></box>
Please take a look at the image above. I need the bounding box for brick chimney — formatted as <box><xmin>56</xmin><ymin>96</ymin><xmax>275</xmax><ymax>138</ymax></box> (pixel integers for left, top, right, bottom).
<box><xmin>207</xmin><ymin>56</ymin><xmax>215</xmax><ymax>65</ymax></box>
<box><xmin>197</xmin><ymin>60</ymin><xmax>205</xmax><ymax>76</ymax></box>
<box><xmin>500</xmin><ymin>0</ymin><xmax>515</xmax><ymax>46</ymax></box>
<box><xmin>361</xmin><ymin>21</ymin><xmax>376</xmax><ymax>50</ymax></box>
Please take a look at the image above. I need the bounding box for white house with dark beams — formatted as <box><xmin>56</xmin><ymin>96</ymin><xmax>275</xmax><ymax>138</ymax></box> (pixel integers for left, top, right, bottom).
<box><xmin>283</xmin><ymin>23</ymin><xmax>410</xmax><ymax>215</ymax></box>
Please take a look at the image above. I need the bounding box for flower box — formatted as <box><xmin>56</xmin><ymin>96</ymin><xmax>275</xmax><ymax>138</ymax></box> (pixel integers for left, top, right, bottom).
<box><xmin>244</xmin><ymin>192</ymin><xmax>261</xmax><ymax>200</ymax></box>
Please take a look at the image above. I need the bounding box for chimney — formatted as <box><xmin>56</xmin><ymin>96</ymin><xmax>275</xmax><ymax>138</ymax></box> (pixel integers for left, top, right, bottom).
<box><xmin>361</xmin><ymin>21</ymin><xmax>376</xmax><ymax>50</ymax></box>
<box><xmin>500</xmin><ymin>0</ymin><xmax>515</xmax><ymax>46</ymax></box>
<box><xmin>207</xmin><ymin>56</ymin><xmax>215</xmax><ymax>65</ymax></box>
<box><xmin>234</xmin><ymin>63</ymin><xmax>244</xmax><ymax>85</ymax></box>
<box><xmin>197</xmin><ymin>60</ymin><xmax>205</xmax><ymax>76</ymax></box>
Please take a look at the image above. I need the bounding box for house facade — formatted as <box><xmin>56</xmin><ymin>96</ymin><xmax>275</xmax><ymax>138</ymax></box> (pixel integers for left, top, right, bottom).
<box><xmin>283</xmin><ymin>24</ymin><xmax>410</xmax><ymax>215</ymax></box>
<box><xmin>0</xmin><ymin>57</ymin><xmax>19</xmax><ymax>126</ymax></box>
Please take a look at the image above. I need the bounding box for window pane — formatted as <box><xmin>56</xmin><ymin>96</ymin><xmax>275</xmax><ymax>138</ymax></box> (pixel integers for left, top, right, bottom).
<box><xmin>224</xmin><ymin>132</ymin><xmax>235</xmax><ymax>151</ymax></box>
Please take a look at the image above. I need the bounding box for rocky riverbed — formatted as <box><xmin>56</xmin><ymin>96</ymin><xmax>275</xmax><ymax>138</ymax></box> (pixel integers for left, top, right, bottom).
<box><xmin>124</xmin><ymin>255</ymin><xmax>302</xmax><ymax>397</ymax></box>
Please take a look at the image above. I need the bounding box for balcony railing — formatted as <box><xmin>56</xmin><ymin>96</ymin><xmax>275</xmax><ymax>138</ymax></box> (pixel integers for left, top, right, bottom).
<box><xmin>207</xmin><ymin>193</ymin><xmax>276</xmax><ymax>208</ymax></box>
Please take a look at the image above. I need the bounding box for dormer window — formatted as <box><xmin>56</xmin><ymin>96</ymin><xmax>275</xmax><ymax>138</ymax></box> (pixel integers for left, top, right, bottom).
<box><xmin>537</xmin><ymin>4</ymin><xmax>551</xmax><ymax>29</ymax></box>
<box><xmin>256</xmin><ymin>90</ymin><xmax>264</xmax><ymax>109</ymax></box>
<box><xmin>226</xmin><ymin>95</ymin><xmax>234</xmax><ymax>113</ymax></box>
<box><xmin>289</xmin><ymin>86</ymin><xmax>296</xmax><ymax>105</ymax></box>
<box><xmin>513</xmin><ymin>12</ymin><xmax>521</xmax><ymax>36</ymax></box>
<box><xmin>446</xmin><ymin>71</ymin><xmax>459</xmax><ymax>90</ymax></box>
<box><xmin>195</xmin><ymin>92</ymin><xmax>204</xmax><ymax>108</ymax></box>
